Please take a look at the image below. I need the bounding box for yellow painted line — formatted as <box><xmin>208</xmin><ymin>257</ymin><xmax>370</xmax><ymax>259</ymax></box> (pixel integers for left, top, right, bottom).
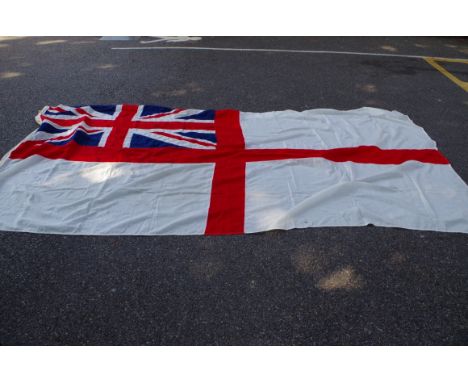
<box><xmin>424</xmin><ymin>57</ymin><xmax>468</xmax><ymax>92</ymax></box>
<box><xmin>431</xmin><ymin>57</ymin><xmax>468</xmax><ymax>64</ymax></box>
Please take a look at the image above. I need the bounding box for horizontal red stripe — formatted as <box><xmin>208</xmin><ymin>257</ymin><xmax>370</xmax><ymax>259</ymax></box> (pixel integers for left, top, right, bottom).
<box><xmin>40</xmin><ymin>116</ymin><xmax>216</xmax><ymax>131</ymax></box>
<box><xmin>9</xmin><ymin>140</ymin><xmax>219</xmax><ymax>163</ymax></box>
<box><xmin>9</xmin><ymin>141</ymin><xmax>449</xmax><ymax>165</ymax></box>
<box><xmin>129</xmin><ymin>120</ymin><xmax>216</xmax><ymax>130</ymax></box>
<box><xmin>241</xmin><ymin>146</ymin><xmax>450</xmax><ymax>165</ymax></box>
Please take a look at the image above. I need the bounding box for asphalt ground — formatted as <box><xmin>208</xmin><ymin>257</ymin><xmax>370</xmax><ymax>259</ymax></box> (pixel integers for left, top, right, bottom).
<box><xmin>0</xmin><ymin>37</ymin><xmax>467</xmax><ymax>345</ymax></box>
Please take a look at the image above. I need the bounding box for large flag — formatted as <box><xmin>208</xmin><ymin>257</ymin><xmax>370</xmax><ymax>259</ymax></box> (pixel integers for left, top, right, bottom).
<box><xmin>1</xmin><ymin>104</ymin><xmax>467</xmax><ymax>235</ymax></box>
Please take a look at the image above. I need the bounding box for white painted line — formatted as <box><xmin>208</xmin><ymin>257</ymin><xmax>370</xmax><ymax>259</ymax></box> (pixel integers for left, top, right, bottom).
<box><xmin>140</xmin><ymin>36</ymin><xmax>202</xmax><ymax>44</ymax></box>
<box><xmin>101</xmin><ymin>36</ymin><xmax>138</xmax><ymax>41</ymax></box>
<box><xmin>111</xmin><ymin>46</ymin><xmax>468</xmax><ymax>61</ymax></box>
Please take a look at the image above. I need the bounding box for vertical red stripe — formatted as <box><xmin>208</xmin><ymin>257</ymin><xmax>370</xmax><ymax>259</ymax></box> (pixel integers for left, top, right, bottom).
<box><xmin>204</xmin><ymin>110</ymin><xmax>246</xmax><ymax>235</ymax></box>
<box><xmin>213</xmin><ymin>109</ymin><xmax>246</xmax><ymax>151</ymax></box>
<box><xmin>204</xmin><ymin>159</ymin><xmax>246</xmax><ymax>235</ymax></box>
<box><xmin>106</xmin><ymin>104</ymin><xmax>139</xmax><ymax>149</ymax></box>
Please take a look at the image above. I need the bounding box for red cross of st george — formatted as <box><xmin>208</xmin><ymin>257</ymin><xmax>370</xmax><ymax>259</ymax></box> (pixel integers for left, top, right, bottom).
<box><xmin>10</xmin><ymin>104</ymin><xmax>449</xmax><ymax>235</ymax></box>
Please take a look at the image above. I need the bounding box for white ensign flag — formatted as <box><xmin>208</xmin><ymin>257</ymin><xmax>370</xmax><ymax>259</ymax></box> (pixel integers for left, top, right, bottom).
<box><xmin>1</xmin><ymin>104</ymin><xmax>467</xmax><ymax>235</ymax></box>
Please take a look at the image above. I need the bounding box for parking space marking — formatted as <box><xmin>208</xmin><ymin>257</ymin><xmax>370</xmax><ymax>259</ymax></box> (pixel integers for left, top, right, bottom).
<box><xmin>424</xmin><ymin>57</ymin><xmax>468</xmax><ymax>92</ymax></box>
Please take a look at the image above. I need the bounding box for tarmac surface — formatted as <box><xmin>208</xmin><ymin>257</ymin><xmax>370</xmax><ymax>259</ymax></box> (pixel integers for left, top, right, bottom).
<box><xmin>0</xmin><ymin>36</ymin><xmax>467</xmax><ymax>345</ymax></box>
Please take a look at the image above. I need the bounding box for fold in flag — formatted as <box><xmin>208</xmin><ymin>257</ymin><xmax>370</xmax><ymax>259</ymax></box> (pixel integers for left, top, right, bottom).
<box><xmin>1</xmin><ymin>104</ymin><xmax>468</xmax><ymax>235</ymax></box>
